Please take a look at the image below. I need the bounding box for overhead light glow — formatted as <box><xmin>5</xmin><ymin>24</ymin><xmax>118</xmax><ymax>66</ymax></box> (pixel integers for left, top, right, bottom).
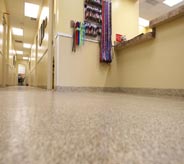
<box><xmin>9</xmin><ymin>49</ymin><xmax>16</xmax><ymax>54</ymax></box>
<box><xmin>23</xmin><ymin>43</ymin><xmax>31</xmax><ymax>48</ymax></box>
<box><xmin>12</xmin><ymin>27</ymin><xmax>23</xmax><ymax>36</ymax></box>
<box><xmin>0</xmin><ymin>25</ymin><xmax>3</xmax><ymax>33</ymax></box>
<box><xmin>0</xmin><ymin>39</ymin><xmax>2</xmax><ymax>45</ymax></box>
<box><xmin>30</xmin><ymin>57</ymin><xmax>35</xmax><ymax>61</ymax></box>
<box><xmin>40</xmin><ymin>7</ymin><xmax>49</xmax><ymax>20</ymax></box>
<box><xmin>163</xmin><ymin>0</ymin><xmax>183</xmax><ymax>7</ymax></box>
<box><xmin>38</xmin><ymin>53</ymin><xmax>43</xmax><ymax>58</ymax></box>
<box><xmin>24</xmin><ymin>2</ymin><xmax>40</xmax><ymax>18</ymax></box>
<box><xmin>139</xmin><ymin>17</ymin><xmax>149</xmax><ymax>27</ymax></box>
<box><xmin>23</xmin><ymin>57</ymin><xmax>29</xmax><ymax>60</ymax></box>
<box><xmin>16</xmin><ymin>51</ymin><xmax>23</xmax><ymax>55</ymax></box>
<box><xmin>45</xmin><ymin>33</ymin><xmax>48</xmax><ymax>41</ymax></box>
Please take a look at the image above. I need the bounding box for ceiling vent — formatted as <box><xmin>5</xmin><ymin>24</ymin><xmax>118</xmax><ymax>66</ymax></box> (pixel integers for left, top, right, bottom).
<box><xmin>146</xmin><ymin>0</ymin><xmax>159</xmax><ymax>6</ymax></box>
<box><xmin>15</xmin><ymin>40</ymin><xmax>23</xmax><ymax>43</ymax></box>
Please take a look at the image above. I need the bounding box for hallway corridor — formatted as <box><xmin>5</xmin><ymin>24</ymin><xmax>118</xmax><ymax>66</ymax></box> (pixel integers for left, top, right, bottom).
<box><xmin>0</xmin><ymin>87</ymin><xmax>184</xmax><ymax>164</ymax></box>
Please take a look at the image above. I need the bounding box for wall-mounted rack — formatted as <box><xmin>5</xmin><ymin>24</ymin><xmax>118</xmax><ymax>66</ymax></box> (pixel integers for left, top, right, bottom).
<box><xmin>84</xmin><ymin>0</ymin><xmax>102</xmax><ymax>39</ymax></box>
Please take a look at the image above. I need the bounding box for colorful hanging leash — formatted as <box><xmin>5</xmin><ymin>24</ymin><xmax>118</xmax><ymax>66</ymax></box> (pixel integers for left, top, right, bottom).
<box><xmin>100</xmin><ymin>0</ymin><xmax>112</xmax><ymax>63</ymax></box>
<box><xmin>72</xmin><ymin>21</ymin><xmax>76</xmax><ymax>52</ymax></box>
<box><xmin>72</xmin><ymin>21</ymin><xmax>86</xmax><ymax>52</ymax></box>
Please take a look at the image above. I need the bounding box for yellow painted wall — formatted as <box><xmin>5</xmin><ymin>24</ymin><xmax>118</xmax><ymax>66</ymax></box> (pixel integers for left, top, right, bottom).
<box><xmin>0</xmin><ymin>0</ymin><xmax>6</xmax><ymax>86</ymax></box>
<box><xmin>0</xmin><ymin>0</ymin><xmax>5</xmax><ymax>53</ymax></box>
<box><xmin>57</xmin><ymin>37</ymin><xmax>118</xmax><ymax>87</ymax></box>
<box><xmin>112</xmin><ymin>0</ymin><xmax>139</xmax><ymax>41</ymax></box>
<box><xmin>29</xmin><ymin>0</ymin><xmax>49</xmax><ymax>88</ymax></box>
<box><xmin>117</xmin><ymin>16</ymin><xmax>184</xmax><ymax>89</ymax></box>
<box><xmin>7</xmin><ymin>30</ymin><xmax>16</xmax><ymax>86</ymax></box>
<box><xmin>55</xmin><ymin>0</ymin><xmax>138</xmax><ymax>88</ymax></box>
<box><xmin>29</xmin><ymin>36</ymin><xmax>37</xmax><ymax>86</ymax></box>
<box><xmin>29</xmin><ymin>69</ymin><xmax>36</xmax><ymax>86</ymax></box>
<box><xmin>0</xmin><ymin>53</ymin><xmax>2</xmax><ymax>86</ymax></box>
<box><xmin>0</xmin><ymin>0</ymin><xmax>16</xmax><ymax>86</ymax></box>
<box><xmin>37</xmin><ymin>53</ymin><xmax>48</xmax><ymax>88</ymax></box>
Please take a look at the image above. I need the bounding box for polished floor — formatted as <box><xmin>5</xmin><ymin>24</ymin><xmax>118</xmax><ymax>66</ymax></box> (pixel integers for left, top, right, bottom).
<box><xmin>0</xmin><ymin>87</ymin><xmax>184</xmax><ymax>164</ymax></box>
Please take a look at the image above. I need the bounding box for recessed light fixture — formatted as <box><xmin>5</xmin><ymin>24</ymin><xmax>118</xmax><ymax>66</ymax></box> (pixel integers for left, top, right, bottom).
<box><xmin>23</xmin><ymin>57</ymin><xmax>29</xmax><ymax>60</ymax></box>
<box><xmin>16</xmin><ymin>51</ymin><xmax>23</xmax><ymax>55</ymax></box>
<box><xmin>12</xmin><ymin>27</ymin><xmax>23</xmax><ymax>36</ymax></box>
<box><xmin>24</xmin><ymin>2</ymin><xmax>39</xmax><ymax>18</ymax></box>
<box><xmin>163</xmin><ymin>0</ymin><xmax>183</xmax><ymax>7</ymax></box>
<box><xmin>139</xmin><ymin>17</ymin><xmax>149</xmax><ymax>27</ymax></box>
<box><xmin>23</xmin><ymin>43</ymin><xmax>31</xmax><ymax>48</ymax></box>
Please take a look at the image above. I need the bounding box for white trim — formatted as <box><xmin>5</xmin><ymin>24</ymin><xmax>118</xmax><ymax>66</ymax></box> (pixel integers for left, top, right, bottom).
<box><xmin>85</xmin><ymin>38</ymin><xmax>100</xmax><ymax>43</ymax></box>
<box><xmin>55</xmin><ymin>32</ymin><xmax>100</xmax><ymax>43</ymax></box>
<box><xmin>55</xmin><ymin>32</ymin><xmax>72</xmax><ymax>39</ymax></box>
<box><xmin>55</xmin><ymin>35</ymin><xmax>60</xmax><ymax>86</ymax></box>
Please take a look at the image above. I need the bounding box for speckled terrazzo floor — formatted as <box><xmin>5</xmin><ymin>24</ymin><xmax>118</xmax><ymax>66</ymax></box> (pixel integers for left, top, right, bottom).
<box><xmin>0</xmin><ymin>86</ymin><xmax>184</xmax><ymax>164</ymax></box>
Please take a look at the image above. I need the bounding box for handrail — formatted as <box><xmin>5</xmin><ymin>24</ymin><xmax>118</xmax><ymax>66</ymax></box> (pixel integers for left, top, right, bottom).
<box><xmin>55</xmin><ymin>32</ymin><xmax>100</xmax><ymax>43</ymax></box>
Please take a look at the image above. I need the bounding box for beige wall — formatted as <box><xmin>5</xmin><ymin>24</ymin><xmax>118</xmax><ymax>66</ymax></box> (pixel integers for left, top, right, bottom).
<box><xmin>112</xmin><ymin>0</ymin><xmax>139</xmax><ymax>41</ymax></box>
<box><xmin>55</xmin><ymin>0</ymin><xmax>138</xmax><ymax>88</ymax></box>
<box><xmin>117</xmin><ymin>16</ymin><xmax>184</xmax><ymax>89</ymax></box>
<box><xmin>0</xmin><ymin>0</ymin><xmax>6</xmax><ymax>86</ymax></box>
<box><xmin>29</xmin><ymin>0</ymin><xmax>49</xmax><ymax>88</ymax></box>
<box><xmin>7</xmin><ymin>30</ymin><xmax>16</xmax><ymax>86</ymax></box>
<box><xmin>56</xmin><ymin>37</ymin><xmax>118</xmax><ymax>87</ymax></box>
<box><xmin>0</xmin><ymin>0</ymin><xmax>16</xmax><ymax>86</ymax></box>
<box><xmin>37</xmin><ymin>52</ymin><xmax>48</xmax><ymax>88</ymax></box>
<box><xmin>0</xmin><ymin>54</ymin><xmax>2</xmax><ymax>86</ymax></box>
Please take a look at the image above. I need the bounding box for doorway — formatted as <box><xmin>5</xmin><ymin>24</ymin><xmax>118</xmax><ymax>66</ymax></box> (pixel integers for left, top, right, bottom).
<box><xmin>18</xmin><ymin>64</ymin><xmax>26</xmax><ymax>86</ymax></box>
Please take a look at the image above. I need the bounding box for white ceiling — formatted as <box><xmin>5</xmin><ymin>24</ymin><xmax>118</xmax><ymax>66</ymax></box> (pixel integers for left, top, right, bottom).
<box><xmin>5</xmin><ymin>0</ymin><xmax>43</xmax><ymax>59</ymax></box>
<box><xmin>140</xmin><ymin>0</ymin><xmax>184</xmax><ymax>20</ymax></box>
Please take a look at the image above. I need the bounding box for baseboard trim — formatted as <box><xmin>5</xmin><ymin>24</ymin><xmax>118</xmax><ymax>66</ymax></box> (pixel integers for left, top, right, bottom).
<box><xmin>120</xmin><ymin>88</ymin><xmax>184</xmax><ymax>97</ymax></box>
<box><xmin>37</xmin><ymin>85</ymin><xmax>47</xmax><ymax>89</ymax></box>
<box><xmin>55</xmin><ymin>86</ymin><xmax>120</xmax><ymax>93</ymax></box>
<box><xmin>56</xmin><ymin>86</ymin><xmax>184</xmax><ymax>97</ymax></box>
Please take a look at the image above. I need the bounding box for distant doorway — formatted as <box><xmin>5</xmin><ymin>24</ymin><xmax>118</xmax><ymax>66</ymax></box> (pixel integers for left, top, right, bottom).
<box><xmin>18</xmin><ymin>64</ymin><xmax>26</xmax><ymax>86</ymax></box>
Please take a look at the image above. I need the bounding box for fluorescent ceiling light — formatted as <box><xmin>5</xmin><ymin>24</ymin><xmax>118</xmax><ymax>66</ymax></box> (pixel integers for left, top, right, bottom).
<box><xmin>16</xmin><ymin>51</ymin><xmax>23</xmax><ymax>55</ymax></box>
<box><xmin>23</xmin><ymin>57</ymin><xmax>29</xmax><ymax>60</ymax></box>
<box><xmin>139</xmin><ymin>17</ymin><xmax>149</xmax><ymax>27</ymax></box>
<box><xmin>12</xmin><ymin>27</ymin><xmax>23</xmax><ymax>36</ymax></box>
<box><xmin>23</xmin><ymin>43</ymin><xmax>31</xmax><ymax>48</ymax></box>
<box><xmin>163</xmin><ymin>0</ymin><xmax>183</xmax><ymax>7</ymax></box>
<box><xmin>24</xmin><ymin>2</ymin><xmax>39</xmax><ymax>18</ymax></box>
